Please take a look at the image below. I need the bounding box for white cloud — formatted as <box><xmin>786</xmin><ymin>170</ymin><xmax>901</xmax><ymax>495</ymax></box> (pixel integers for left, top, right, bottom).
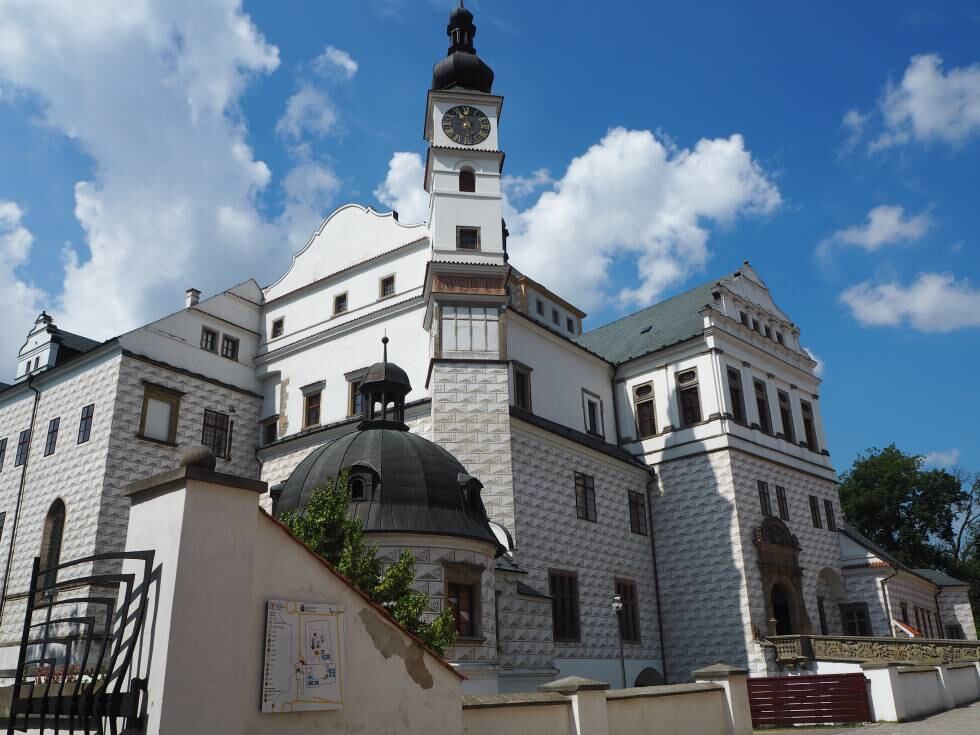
<box><xmin>276</xmin><ymin>85</ymin><xmax>338</xmax><ymax>140</ymax></box>
<box><xmin>803</xmin><ymin>347</ymin><xmax>825</xmax><ymax>378</ymax></box>
<box><xmin>839</xmin><ymin>109</ymin><xmax>869</xmax><ymax>155</ymax></box>
<box><xmin>826</xmin><ymin>205</ymin><xmax>931</xmax><ymax>252</ymax></box>
<box><xmin>0</xmin><ymin>201</ymin><xmax>47</xmax><ymax>358</ymax></box>
<box><xmin>508</xmin><ymin>128</ymin><xmax>780</xmax><ymax>309</ymax></box>
<box><xmin>314</xmin><ymin>45</ymin><xmax>358</xmax><ymax>80</ymax></box>
<box><xmin>374</xmin><ymin>152</ymin><xmax>429</xmax><ymax>224</ymax></box>
<box><xmin>871</xmin><ymin>54</ymin><xmax>980</xmax><ymax>151</ymax></box>
<box><xmin>923</xmin><ymin>448</ymin><xmax>960</xmax><ymax>468</ymax></box>
<box><xmin>0</xmin><ymin>0</ymin><xmax>336</xmax><ymax>352</ymax></box>
<box><xmin>278</xmin><ymin>161</ymin><xmax>342</xmax><ymax>250</ymax></box>
<box><xmin>502</xmin><ymin>169</ymin><xmax>553</xmax><ymax>199</ymax></box>
<box><xmin>840</xmin><ymin>272</ymin><xmax>980</xmax><ymax>332</ymax></box>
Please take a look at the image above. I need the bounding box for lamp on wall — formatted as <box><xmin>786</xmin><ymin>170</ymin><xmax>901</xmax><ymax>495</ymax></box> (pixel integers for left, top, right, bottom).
<box><xmin>613</xmin><ymin>594</ymin><xmax>626</xmax><ymax>689</ymax></box>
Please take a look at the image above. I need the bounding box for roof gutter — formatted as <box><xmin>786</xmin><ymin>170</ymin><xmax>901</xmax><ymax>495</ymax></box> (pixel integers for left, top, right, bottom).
<box><xmin>878</xmin><ymin>565</ymin><xmax>900</xmax><ymax>636</ymax></box>
<box><xmin>0</xmin><ymin>374</ymin><xmax>41</xmax><ymax>622</ymax></box>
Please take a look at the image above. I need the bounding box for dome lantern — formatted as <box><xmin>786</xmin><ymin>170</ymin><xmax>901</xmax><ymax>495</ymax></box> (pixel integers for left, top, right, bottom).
<box><xmin>431</xmin><ymin>1</ymin><xmax>494</xmax><ymax>94</ymax></box>
<box><xmin>358</xmin><ymin>336</ymin><xmax>412</xmax><ymax>430</ymax></box>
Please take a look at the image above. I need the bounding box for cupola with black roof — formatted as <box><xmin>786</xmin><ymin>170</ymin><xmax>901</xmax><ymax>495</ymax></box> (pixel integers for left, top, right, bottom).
<box><xmin>431</xmin><ymin>1</ymin><xmax>494</xmax><ymax>94</ymax></box>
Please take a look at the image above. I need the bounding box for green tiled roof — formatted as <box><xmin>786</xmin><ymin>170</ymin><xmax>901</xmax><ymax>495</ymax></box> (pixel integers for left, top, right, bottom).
<box><xmin>574</xmin><ymin>280</ymin><xmax>718</xmax><ymax>365</ymax></box>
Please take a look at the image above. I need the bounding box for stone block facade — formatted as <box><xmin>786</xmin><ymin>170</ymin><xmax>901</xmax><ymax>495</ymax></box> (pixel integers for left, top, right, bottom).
<box><xmin>495</xmin><ymin>571</ymin><xmax>555</xmax><ymax>672</ymax></box>
<box><xmin>510</xmin><ymin>422</ymin><xmax>661</xmax><ymax>672</ymax></box>
<box><xmin>938</xmin><ymin>588</ymin><xmax>979</xmax><ymax>640</ymax></box>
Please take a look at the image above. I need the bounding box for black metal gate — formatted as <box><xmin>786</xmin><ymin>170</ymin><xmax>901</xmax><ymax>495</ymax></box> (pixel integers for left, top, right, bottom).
<box><xmin>7</xmin><ymin>550</ymin><xmax>155</xmax><ymax>734</ymax></box>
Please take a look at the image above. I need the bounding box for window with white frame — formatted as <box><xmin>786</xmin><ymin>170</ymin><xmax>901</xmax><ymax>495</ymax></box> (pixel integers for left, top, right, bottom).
<box><xmin>441</xmin><ymin>305</ymin><xmax>499</xmax><ymax>353</ymax></box>
<box><xmin>676</xmin><ymin>369</ymin><xmax>702</xmax><ymax>427</ymax></box>
<box><xmin>512</xmin><ymin>363</ymin><xmax>532</xmax><ymax>411</ymax></box>
<box><xmin>582</xmin><ymin>390</ymin><xmax>604</xmax><ymax>437</ymax></box>
<box><xmin>633</xmin><ymin>382</ymin><xmax>656</xmax><ymax>439</ymax></box>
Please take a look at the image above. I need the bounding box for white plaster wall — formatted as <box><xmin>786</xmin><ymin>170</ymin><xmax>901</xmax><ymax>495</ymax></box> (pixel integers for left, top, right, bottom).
<box><xmin>506</xmin><ymin>317</ymin><xmax>614</xmax><ymax>438</ymax></box>
<box><xmin>520</xmin><ymin>287</ymin><xmax>581</xmax><ymax>337</ymax></box>
<box><xmin>606</xmin><ymin>687</ymin><xmax>729</xmax><ymax>735</ymax></box>
<box><xmin>463</xmin><ymin>701</ymin><xmax>573</xmax><ymax>735</ymax></box>
<box><xmin>510</xmin><ymin>422</ymin><xmax>661</xmax><ymax>678</ymax></box>
<box><xmin>898</xmin><ymin>669</ymin><xmax>946</xmax><ymax>720</ymax></box>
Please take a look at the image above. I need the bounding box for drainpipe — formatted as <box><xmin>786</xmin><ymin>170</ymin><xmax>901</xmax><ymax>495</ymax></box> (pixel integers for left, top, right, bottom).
<box><xmin>0</xmin><ymin>375</ymin><xmax>42</xmax><ymax>623</ymax></box>
<box><xmin>878</xmin><ymin>566</ymin><xmax>899</xmax><ymax>637</ymax></box>
<box><xmin>645</xmin><ymin>470</ymin><xmax>669</xmax><ymax>683</ymax></box>
<box><xmin>933</xmin><ymin>589</ymin><xmax>944</xmax><ymax>639</ymax></box>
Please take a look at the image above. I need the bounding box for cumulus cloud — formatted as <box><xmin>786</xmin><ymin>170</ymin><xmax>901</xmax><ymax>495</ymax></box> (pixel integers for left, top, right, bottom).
<box><xmin>822</xmin><ymin>205</ymin><xmax>931</xmax><ymax>255</ymax></box>
<box><xmin>508</xmin><ymin>128</ymin><xmax>780</xmax><ymax>309</ymax></box>
<box><xmin>278</xmin><ymin>161</ymin><xmax>342</xmax><ymax>249</ymax></box>
<box><xmin>870</xmin><ymin>54</ymin><xmax>980</xmax><ymax>151</ymax></box>
<box><xmin>0</xmin><ymin>201</ymin><xmax>47</xmax><ymax>355</ymax></box>
<box><xmin>923</xmin><ymin>448</ymin><xmax>960</xmax><ymax>468</ymax></box>
<box><xmin>502</xmin><ymin>169</ymin><xmax>554</xmax><ymax>199</ymax></box>
<box><xmin>0</xmin><ymin>0</ymin><xmax>295</xmax><ymax>345</ymax></box>
<box><xmin>803</xmin><ymin>347</ymin><xmax>825</xmax><ymax>378</ymax></box>
<box><xmin>840</xmin><ymin>272</ymin><xmax>980</xmax><ymax>332</ymax></box>
<box><xmin>839</xmin><ymin>109</ymin><xmax>870</xmax><ymax>155</ymax></box>
<box><xmin>276</xmin><ymin>85</ymin><xmax>338</xmax><ymax>140</ymax></box>
<box><xmin>314</xmin><ymin>45</ymin><xmax>358</xmax><ymax>80</ymax></box>
<box><xmin>374</xmin><ymin>152</ymin><xmax>429</xmax><ymax>224</ymax></box>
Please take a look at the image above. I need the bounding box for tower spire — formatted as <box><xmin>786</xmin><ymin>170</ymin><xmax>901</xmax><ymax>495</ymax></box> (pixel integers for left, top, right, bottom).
<box><xmin>432</xmin><ymin>0</ymin><xmax>493</xmax><ymax>93</ymax></box>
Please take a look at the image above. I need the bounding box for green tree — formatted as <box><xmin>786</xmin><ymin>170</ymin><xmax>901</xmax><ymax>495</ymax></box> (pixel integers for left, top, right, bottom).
<box><xmin>838</xmin><ymin>445</ymin><xmax>965</xmax><ymax>569</ymax></box>
<box><xmin>280</xmin><ymin>477</ymin><xmax>458</xmax><ymax>655</ymax></box>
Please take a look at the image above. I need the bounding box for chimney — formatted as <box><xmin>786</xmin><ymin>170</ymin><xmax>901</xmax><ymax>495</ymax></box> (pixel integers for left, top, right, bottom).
<box><xmin>185</xmin><ymin>288</ymin><xmax>201</xmax><ymax>308</ymax></box>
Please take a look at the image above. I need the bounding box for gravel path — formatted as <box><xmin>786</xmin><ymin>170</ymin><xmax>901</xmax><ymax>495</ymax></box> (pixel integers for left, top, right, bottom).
<box><xmin>756</xmin><ymin>700</ymin><xmax>980</xmax><ymax>734</ymax></box>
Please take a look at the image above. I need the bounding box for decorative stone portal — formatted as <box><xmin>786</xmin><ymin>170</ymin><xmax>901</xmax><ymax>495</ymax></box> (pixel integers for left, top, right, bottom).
<box><xmin>754</xmin><ymin>517</ymin><xmax>811</xmax><ymax>636</ymax></box>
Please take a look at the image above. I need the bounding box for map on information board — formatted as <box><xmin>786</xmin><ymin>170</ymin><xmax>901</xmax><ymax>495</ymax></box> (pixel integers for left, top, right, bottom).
<box><xmin>262</xmin><ymin>599</ymin><xmax>345</xmax><ymax>713</ymax></box>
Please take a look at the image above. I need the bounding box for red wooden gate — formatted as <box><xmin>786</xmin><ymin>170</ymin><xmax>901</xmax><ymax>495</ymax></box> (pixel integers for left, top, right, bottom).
<box><xmin>748</xmin><ymin>673</ymin><xmax>871</xmax><ymax>727</ymax></box>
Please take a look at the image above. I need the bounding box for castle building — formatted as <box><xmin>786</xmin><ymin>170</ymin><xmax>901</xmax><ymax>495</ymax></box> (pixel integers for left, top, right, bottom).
<box><xmin>0</xmin><ymin>2</ymin><xmax>972</xmax><ymax>693</ymax></box>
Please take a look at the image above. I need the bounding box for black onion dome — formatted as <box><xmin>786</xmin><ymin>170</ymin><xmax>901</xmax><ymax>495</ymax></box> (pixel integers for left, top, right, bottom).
<box><xmin>276</xmin><ymin>428</ymin><xmax>503</xmax><ymax>552</ymax></box>
<box><xmin>432</xmin><ymin>1</ymin><xmax>494</xmax><ymax>93</ymax></box>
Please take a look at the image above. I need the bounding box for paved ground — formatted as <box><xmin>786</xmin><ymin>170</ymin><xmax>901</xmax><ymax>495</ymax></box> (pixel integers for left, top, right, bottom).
<box><xmin>756</xmin><ymin>700</ymin><xmax>980</xmax><ymax>734</ymax></box>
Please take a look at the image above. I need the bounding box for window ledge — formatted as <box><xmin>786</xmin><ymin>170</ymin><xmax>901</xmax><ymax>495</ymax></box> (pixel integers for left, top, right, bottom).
<box><xmin>135</xmin><ymin>434</ymin><xmax>178</xmax><ymax>448</ymax></box>
<box><xmin>454</xmin><ymin>636</ymin><xmax>487</xmax><ymax>645</ymax></box>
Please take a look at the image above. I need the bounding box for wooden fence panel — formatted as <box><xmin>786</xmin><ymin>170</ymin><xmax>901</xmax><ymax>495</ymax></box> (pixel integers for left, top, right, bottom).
<box><xmin>748</xmin><ymin>673</ymin><xmax>871</xmax><ymax>727</ymax></box>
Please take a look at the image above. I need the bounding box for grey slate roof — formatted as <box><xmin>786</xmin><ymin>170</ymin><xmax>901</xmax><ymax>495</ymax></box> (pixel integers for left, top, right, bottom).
<box><xmin>510</xmin><ymin>406</ymin><xmax>647</xmax><ymax>469</ymax></box>
<box><xmin>54</xmin><ymin>329</ymin><xmax>101</xmax><ymax>355</ymax></box>
<box><xmin>574</xmin><ymin>280</ymin><xmax>718</xmax><ymax>365</ymax></box>
<box><xmin>913</xmin><ymin>568</ymin><xmax>969</xmax><ymax>587</ymax></box>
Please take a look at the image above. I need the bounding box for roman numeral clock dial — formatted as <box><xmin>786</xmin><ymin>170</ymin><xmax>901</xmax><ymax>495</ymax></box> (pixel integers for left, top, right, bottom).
<box><xmin>441</xmin><ymin>105</ymin><xmax>491</xmax><ymax>146</ymax></box>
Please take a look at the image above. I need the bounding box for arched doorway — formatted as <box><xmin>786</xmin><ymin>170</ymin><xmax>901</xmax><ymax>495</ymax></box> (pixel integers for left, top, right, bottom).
<box><xmin>771</xmin><ymin>584</ymin><xmax>794</xmax><ymax>635</ymax></box>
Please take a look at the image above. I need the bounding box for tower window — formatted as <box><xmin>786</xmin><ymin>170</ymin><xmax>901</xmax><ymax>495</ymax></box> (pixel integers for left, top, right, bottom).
<box><xmin>824</xmin><ymin>499</ymin><xmax>837</xmax><ymax>532</ymax></box>
<box><xmin>379</xmin><ymin>275</ymin><xmax>395</xmax><ymax>299</ymax></box>
<box><xmin>333</xmin><ymin>292</ymin><xmax>348</xmax><ymax>315</ymax></box>
<box><xmin>753</xmin><ymin>379</ymin><xmax>772</xmax><ymax>434</ymax></box>
<box><xmin>513</xmin><ymin>364</ymin><xmax>532</xmax><ymax>411</ymax></box>
<box><xmin>809</xmin><ymin>495</ymin><xmax>822</xmax><ymax>528</ymax></box>
<box><xmin>801</xmin><ymin>400</ymin><xmax>819</xmax><ymax>452</ymax></box>
<box><xmin>77</xmin><ymin>404</ymin><xmax>95</xmax><ymax>444</ymax></box>
<box><xmin>457</xmin><ymin>227</ymin><xmax>480</xmax><ymax>250</ymax></box>
<box><xmin>441</xmin><ymin>305</ymin><xmax>498</xmax><ymax>353</ymax></box>
<box><xmin>727</xmin><ymin>367</ymin><xmax>746</xmax><ymax>424</ymax></box>
<box><xmin>676</xmin><ymin>369</ymin><xmax>702</xmax><ymax>427</ymax></box>
<box><xmin>777</xmin><ymin>390</ymin><xmax>796</xmax><ymax>443</ymax></box>
<box><xmin>447</xmin><ymin>582</ymin><xmax>475</xmax><ymax>637</ymax></box>
<box><xmin>271</xmin><ymin>318</ymin><xmax>284</xmax><ymax>338</ymax></box>
<box><xmin>458</xmin><ymin>167</ymin><xmax>476</xmax><ymax>193</ymax></box>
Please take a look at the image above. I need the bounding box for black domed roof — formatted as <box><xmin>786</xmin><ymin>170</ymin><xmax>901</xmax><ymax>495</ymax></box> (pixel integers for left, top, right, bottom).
<box><xmin>276</xmin><ymin>428</ymin><xmax>502</xmax><ymax>551</ymax></box>
<box><xmin>362</xmin><ymin>359</ymin><xmax>410</xmax><ymax>389</ymax></box>
<box><xmin>432</xmin><ymin>1</ymin><xmax>494</xmax><ymax>94</ymax></box>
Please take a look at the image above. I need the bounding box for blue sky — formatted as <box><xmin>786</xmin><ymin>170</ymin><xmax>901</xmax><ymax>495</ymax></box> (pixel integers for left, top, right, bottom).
<box><xmin>0</xmin><ymin>1</ymin><xmax>978</xmax><ymax>475</ymax></box>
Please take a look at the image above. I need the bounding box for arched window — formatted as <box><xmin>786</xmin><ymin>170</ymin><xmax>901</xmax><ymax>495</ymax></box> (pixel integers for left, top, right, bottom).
<box><xmin>459</xmin><ymin>168</ymin><xmax>475</xmax><ymax>193</ymax></box>
<box><xmin>39</xmin><ymin>499</ymin><xmax>66</xmax><ymax>592</ymax></box>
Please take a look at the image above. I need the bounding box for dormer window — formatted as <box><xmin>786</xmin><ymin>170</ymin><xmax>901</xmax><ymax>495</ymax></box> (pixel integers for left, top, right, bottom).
<box><xmin>349</xmin><ymin>476</ymin><xmax>366</xmax><ymax>500</ymax></box>
<box><xmin>459</xmin><ymin>167</ymin><xmax>476</xmax><ymax>193</ymax></box>
<box><xmin>536</xmin><ymin>299</ymin><xmax>544</xmax><ymax>316</ymax></box>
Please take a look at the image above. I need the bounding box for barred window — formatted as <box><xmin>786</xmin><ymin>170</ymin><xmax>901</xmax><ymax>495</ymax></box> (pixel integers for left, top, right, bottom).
<box><xmin>758</xmin><ymin>480</ymin><xmax>772</xmax><ymax>517</ymax></box>
<box><xmin>201</xmin><ymin>409</ymin><xmax>231</xmax><ymax>459</ymax></box>
<box><xmin>77</xmin><ymin>403</ymin><xmax>95</xmax><ymax>444</ymax></box>
<box><xmin>574</xmin><ymin>472</ymin><xmax>596</xmax><ymax>522</ymax></box>
<box><xmin>15</xmin><ymin>429</ymin><xmax>31</xmax><ymax>467</ymax></box>
<box><xmin>628</xmin><ymin>490</ymin><xmax>648</xmax><ymax>535</ymax></box>
<box><xmin>615</xmin><ymin>579</ymin><xmax>641</xmax><ymax>643</ymax></box>
<box><xmin>549</xmin><ymin>570</ymin><xmax>580</xmax><ymax>641</ymax></box>
<box><xmin>775</xmin><ymin>485</ymin><xmax>790</xmax><ymax>521</ymax></box>
<box><xmin>44</xmin><ymin>418</ymin><xmax>60</xmax><ymax>457</ymax></box>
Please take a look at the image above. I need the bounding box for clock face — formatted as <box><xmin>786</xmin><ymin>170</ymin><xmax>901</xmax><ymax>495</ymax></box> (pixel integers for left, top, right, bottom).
<box><xmin>441</xmin><ymin>105</ymin><xmax>491</xmax><ymax>146</ymax></box>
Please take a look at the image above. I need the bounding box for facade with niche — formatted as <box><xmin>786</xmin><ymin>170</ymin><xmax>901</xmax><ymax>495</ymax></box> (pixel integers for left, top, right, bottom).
<box><xmin>0</xmin><ymin>1</ymin><xmax>974</xmax><ymax>694</ymax></box>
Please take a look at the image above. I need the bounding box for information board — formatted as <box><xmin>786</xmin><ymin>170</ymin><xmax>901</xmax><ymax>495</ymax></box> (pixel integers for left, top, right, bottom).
<box><xmin>262</xmin><ymin>599</ymin><xmax>345</xmax><ymax>713</ymax></box>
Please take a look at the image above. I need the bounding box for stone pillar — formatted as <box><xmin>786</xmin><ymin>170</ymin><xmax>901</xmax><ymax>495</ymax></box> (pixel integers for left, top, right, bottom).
<box><xmin>693</xmin><ymin>663</ymin><xmax>752</xmax><ymax>735</ymax></box>
<box><xmin>861</xmin><ymin>662</ymin><xmax>905</xmax><ymax>722</ymax></box>
<box><xmin>121</xmin><ymin>450</ymin><xmax>266</xmax><ymax>735</ymax></box>
<box><xmin>539</xmin><ymin>676</ymin><xmax>610</xmax><ymax>735</ymax></box>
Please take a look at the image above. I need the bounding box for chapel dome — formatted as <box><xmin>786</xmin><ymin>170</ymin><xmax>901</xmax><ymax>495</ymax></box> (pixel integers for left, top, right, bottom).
<box><xmin>275</xmin><ymin>338</ymin><xmax>502</xmax><ymax>552</ymax></box>
<box><xmin>431</xmin><ymin>1</ymin><xmax>494</xmax><ymax>94</ymax></box>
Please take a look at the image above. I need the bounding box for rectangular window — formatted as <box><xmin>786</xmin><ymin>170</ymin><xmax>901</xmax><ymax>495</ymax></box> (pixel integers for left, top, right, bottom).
<box><xmin>727</xmin><ymin>367</ymin><xmax>746</xmax><ymax>424</ymax></box>
<box><xmin>0</xmin><ymin>438</ymin><xmax>6</xmax><ymax>472</ymax></box>
<box><xmin>441</xmin><ymin>305</ymin><xmax>499</xmax><ymax>353</ymax></box>
<box><xmin>348</xmin><ymin>379</ymin><xmax>363</xmax><ymax>417</ymax></box>
<box><xmin>584</xmin><ymin>395</ymin><xmax>603</xmax><ymax>437</ymax></box>
<box><xmin>775</xmin><ymin>485</ymin><xmax>790</xmax><ymax>521</ymax></box>
<box><xmin>777</xmin><ymin>390</ymin><xmax>796</xmax><ymax>443</ymax></box>
<box><xmin>304</xmin><ymin>392</ymin><xmax>321</xmax><ymax>429</ymax></box>
<box><xmin>676</xmin><ymin>369</ymin><xmax>702</xmax><ymax>427</ymax></box>
<box><xmin>536</xmin><ymin>299</ymin><xmax>544</xmax><ymax>316</ymax></box>
<box><xmin>946</xmin><ymin>624</ymin><xmax>966</xmax><ymax>640</ymax></box>
<box><xmin>615</xmin><ymin>579</ymin><xmax>641</xmax><ymax>643</ymax></box>
<box><xmin>43</xmin><ymin>418</ymin><xmax>60</xmax><ymax>457</ymax></box>
<box><xmin>551</xmin><ymin>307</ymin><xmax>560</xmax><ymax>326</ymax></box>
<box><xmin>809</xmin><ymin>495</ymin><xmax>822</xmax><ymax>528</ymax></box>
<box><xmin>739</xmin><ymin>311</ymin><xmax>749</xmax><ymax>326</ymax></box>
<box><xmin>801</xmin><ymin>400</ymin><xmax>818</xmax><ymax>452</ymax></box>
<box><xmin>200</xmin><ymin>327</ymin><xmax>218</xmax><ymax>353</ymax></box>
<box><xmin>754</xmin><ymin>379</ymin><xmax>772</xmax><ymax>433</ymax></box>
<box><xmin>447</xmin><ymin>582</ymin><xmax>475</xmax><ymax>637</ymax></box>
<box><xmin>220</xmin><ymin>335</ymin><xmax>239</xmax><ymax>361</ymax></box>
<box><xmin>14</xmin><ymin>430</ymin><xmax>30</xmax><ymax>466</ymax></box>
<box><xmin>628</xmin><ymin>490</ymin><xmax>648</xmax><ymax>535</ymax></box>
<box><xmin>201</xmin><ymin>409</ymin><xmax>231</xmax><ymax>459</ymax></box>
<box><xmin>271</xmin><ymin>318</ymin><xmax>284</xmax><ymax>338</ymax></box>
<box><xmin>77</xmin><ymin>403</ymin><xmax>95</xmax><ymax>444</ymax></box>
<box><xmin>574</xmin><ymin>472</ymin><xmax>596</xmax><ymax>522</ymax></box>
<box><xmin>139</xmin><ymin>384</ymin><xmax>181</xmax><ymax>444</ymax></box>
<box><xmin>824</xmin><ymin>499</ymin><xmax>837</xmax><ymax>531</ymax></box>
<box><xmin>262</xmin><ymin>421</ymin><xmax>277</xmax><ymax>446</ymax></box>
<box><xmin>758</xmin><ymin>480</ymin><xmax>772</xmax><ymax>517</ymax></box>
<box><xmin>513</xmin><ymin>365</ymin><xmax>532</xmax><ymax>411</ymax></box>
<box><xmin>379</xmin><ymin>275</ymin><xmax>395</xmax><ymax>299</ymax></box>
<box><xmin>333</xmin><ymin>292</ymin><xmax>348</xmax><ymax>315</ymax></box>
<box><xmin>751</xmin><ymin>318</ymin><xmax>759</xmax><ymax>332</ymax></box>
<box><xmin>457</xmin><ymin>226</ymin><xmax>480</xmax><ymax>250</ymax></box>
<box><xmin>840</xmin><ymin>603</ymin><xmax>872</xmax><ymax>636</ymax></box>
<box><xmin>549</xmin><ymin>570</ymin><xmax>581</xmax><ymax>642</ymax></box>
<box><xmin>776</xmin><ymin>332</ymin><xmax>784</xmax><ymax>345</ymax></box>
<box><xmin>900</xmin><ymin>602</ymin><xmax>909</xmax><ymax>624</ymax></box>
<box><xmin>566</xmin><ymin>316</ymin><xmax>575</xmax><ymax>333</ymax></box>
<box><xmin>633</xmin><ymin>382</ymin><xmax>656</xmax><ymax>439</ymax></box>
